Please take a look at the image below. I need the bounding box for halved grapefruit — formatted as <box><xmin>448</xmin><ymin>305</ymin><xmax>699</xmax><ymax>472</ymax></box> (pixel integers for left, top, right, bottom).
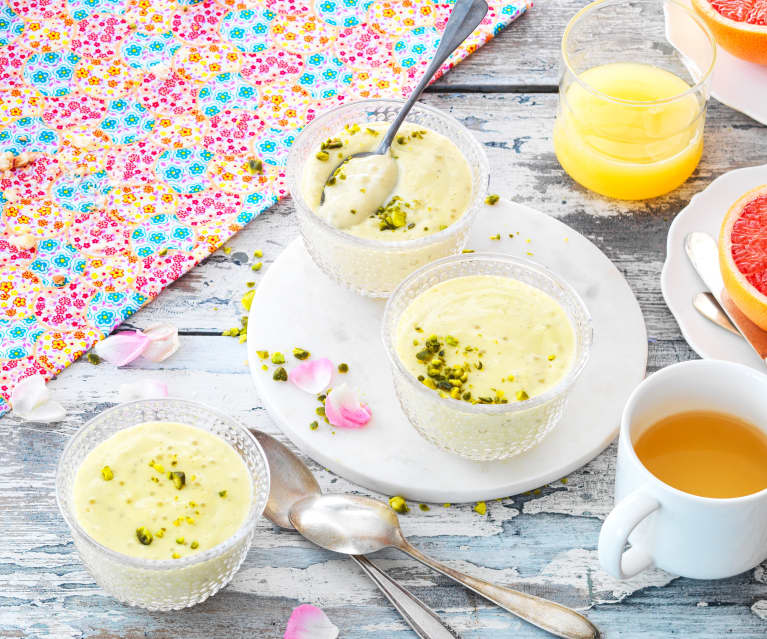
<box><xmin>719</xmin><ymin>184</ymin><xmax>767</xmax><ymax>330</ymax></box>
<box><xmin>692</xmin><ymin>0</ymin><xmax>767</xmax><ymax>65</ymax></box>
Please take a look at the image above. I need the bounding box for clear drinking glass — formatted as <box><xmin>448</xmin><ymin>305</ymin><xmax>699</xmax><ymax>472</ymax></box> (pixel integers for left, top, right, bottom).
<box><xmin>286</xmin><ymin>99</ymin><xmax>489</xmax><ymax>298</ymax></box>
<box><xmin>554</xmin><ymin>0</ymin><xmax>716</xmax><ymax>200</ymax></box>
<box><xmin>56</xmin><ymin>399</ymin><xmax>270</xmax><ymax>611</ymax></box>
<box><xmin>382</xmin><ymin>253</ymin><xmax>593</xmax><ymax>461</ymax></box>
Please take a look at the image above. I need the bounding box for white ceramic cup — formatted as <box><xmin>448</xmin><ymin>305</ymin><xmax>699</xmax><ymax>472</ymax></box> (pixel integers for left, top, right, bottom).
<box><xmin>598</xmin><ymin>359</ymin><xmax>767</xmax><ymax>580</ymax></box>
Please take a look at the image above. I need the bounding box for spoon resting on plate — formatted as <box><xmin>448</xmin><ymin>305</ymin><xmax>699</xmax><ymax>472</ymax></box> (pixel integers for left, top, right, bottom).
<box><xmin>290</xmin><ymin>494</ymin><xmax>601</xmax><ymax>639</ymax></box>
<box><xmin>251</xmin><ymin>430</ymin><xmax>459</xmax><ymax>639</ymax></box>
<box><xmin>318</xmin><ymin>0</ymin><xmax>488</xmax><ymax>212</ymax></box>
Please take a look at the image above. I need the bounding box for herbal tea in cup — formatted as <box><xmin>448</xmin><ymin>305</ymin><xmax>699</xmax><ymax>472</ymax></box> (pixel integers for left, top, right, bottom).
<box><xmin>634</xmin><ymin>410</ymin><xmax>767</xmax><ymax>499</ymax></box>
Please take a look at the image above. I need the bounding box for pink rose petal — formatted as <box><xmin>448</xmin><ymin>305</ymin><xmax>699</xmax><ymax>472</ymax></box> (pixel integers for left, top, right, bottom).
<box><xmin>288</xmin><ymin>358</ymin><xmax>333</xmax><ymax>394</ymax></box>
<box><xmin>324</xmin><ymin>383</ymin><xmax>372</xmax><ymax>429</ymax></box>
<box><xmin>10</xmin><ymin>374</ymin><xmax>66</xmax><ymax>423</ymax></box>
<box><xmin>118</xmin><ymin>379</ymin><xmax>169</xmax><ymax>403</ymax></box>
<box><xmin>284</xmin><ymin>604</ymin><xmax>339</xmax><ymax>639</ymax></box>
<box><xmin>94</xmin><ymin>331</ymin><xmax>150</xmax><ymax>366</ymax></box>
<box><xmin>141</xmin><ymin>323</ymin><xmax>180</xmax><ymax>362</ymax></box>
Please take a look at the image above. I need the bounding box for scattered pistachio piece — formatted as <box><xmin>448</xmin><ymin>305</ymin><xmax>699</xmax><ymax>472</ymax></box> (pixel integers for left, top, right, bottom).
<box><xmin>190</xmin><ymin>541</ymin><xmax>199</xmax><ymax>550</ymax></box>
<box><xmin>462</xmin><ymin>249</ymin><xmax>475</xmax><ymax>254</ymax></box>
<box><xmin>516</xmin><ymin>390</ymin><xmax>529</xmax><ymax>401</ymax></box>
<box><xmin>548</xmin><ymin>354</ymin><xmax>556</xmax><ymax>361</ymax></box>
<box><xmin>251</xmin><ymin>262</ymin><xmax>262</xmax><ymax>271</ymax></box>
<box><xmin>273</xmin><ymin>367</ymin><xmax>288</xmax><ymax>381</ymax></box>
<box><xmin>316</xmin><ymin>151</ymin><xmax>329</xmax><ymax>161</ymax></box>
<box><xmin>168</xmin><ymin>471</ymin><xmax>186</xmax><ymax>490</ymax></box>
<box><xmin>253</xmin><ymin>249</ymin><xmax>263</xmax><ymax>258</ymax></box>
<box><xmin>490</xmin><ymin>233</ymin><xmax>501</xmax><ymax>240</ymax></box>
<box><xmin>172</xmin><ymin>552</ymin><xmax>180</xmax><ymax>559</ymax></box>
<box><xmin>136</xmin><ymin>527</ymin><xmax>153</xmax><ymax>545</ymax></box>
<box><xmin>293</xmin><ymin>347</ymin><xmax>311</xmax><ymax>360</ymax></box>
<box><xmin>176</xmin><ymin>537</ymin><xmax>185</xmax><ymax>545</ymax></box>
<box><xmin>241</xmin><ymin>289</ymin><xmax>256</xmax><ymax>311</ymax></box>
<box><xmin>271</xmin><ymin>352</ymin><xmax>285</xmax><ymax>364</ymax></box>
<box><xmin>473</xmin><ymin>501</ymin><xmax>487</xmax><ymax>515</ymax></box>
<box><xmin>246</xmin><ymin>281</ymin><xmax>255</xmax><ymax>288</ymax></box>
<box><xmin>101</xmin><ymin>465</ymin><xmax>114</xmax><ymax>481</ymax></box>
<box><xmin>309</xmin><ymin>421</ymin><xmax>319</xmax><ymax>430</ymax></box>
<box><xmin>337</xmin><ymin>363</ymin><xmax>349</xmax><ymax>373</ymax></box>
<box><xmin>87</xmin><ymin>352</ymin><xmax>101</xmax><ymax>365</ymax></box>
<box><xmin>219</xmin><ymin>490</ymin><xmax>227</xmax><ymax>498</ymax></box>
<box><xmin>155</xmin><ymin>529</ymin><xmax>165</xmax><ymax>538</ymax></box>
<box><xmin>256</xmin><ymin>350</ymin><xmax>269</xmax><ymax>359</ymax></box>
<box><xmin>443</xmin><ymin>503</ymin><xmax>451</xmax><ymax>508</ymax></box>
<box><xmin>485</xmin><ymin>194</ymin><xmax>500</xmax><ymax>205</ymax></box>
<box><xmin>316</xmin><ymin>406</ymin><xmax>325</xmax><ymax>417</ymax></box>
<box><xmin>389</xmin><ymin>495</ymin><xmax>409</xmax><ymax>514</ymax></box>
<box><xmin>419</xmin><ymin>504</ymin><xmax>430</xmax><ymax>512</ymax></box>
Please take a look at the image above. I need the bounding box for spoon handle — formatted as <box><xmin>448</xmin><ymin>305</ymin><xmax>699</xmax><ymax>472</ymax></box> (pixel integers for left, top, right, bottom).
<box><xmin>377</xmin><ymin>0</ymin><xmax>489</xmax><ymax>153</ymax></box>
<box><xmin>398</xmin><ymin>540</ymin><xmax>600</xmax><ymax>639</ymax></box>
<box><xmin>352</xmin><ymin>555</ymin><xmax>458</xmax><ymax>639</ymax></box>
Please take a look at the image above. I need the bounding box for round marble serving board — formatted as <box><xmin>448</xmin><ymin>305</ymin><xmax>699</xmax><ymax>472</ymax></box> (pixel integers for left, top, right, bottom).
<box><xmin>247</xmin><ymin>199</ymin><xmax>647</xmax><ymax>502</ymax></box>
<box><xmin>661</xmin><ymin>163</ymin><xmax>767</xmax><ymax>370</ymax></box>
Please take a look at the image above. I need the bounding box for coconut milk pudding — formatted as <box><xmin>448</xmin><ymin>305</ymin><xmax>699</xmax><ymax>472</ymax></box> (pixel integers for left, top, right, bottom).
<box><xmin>300</xmin><ymin>121</ymin><xmax>473</xmax><ymax>241</ymax></box>
<box><xmin>73</xmin><ymin>421</ymin><xmax>251</xmax><ymax>560</ymax></box>
<box><xmin>395</xmin><ymin>275</ymin><xmax>576</xmax><ymax>404</ymax></box>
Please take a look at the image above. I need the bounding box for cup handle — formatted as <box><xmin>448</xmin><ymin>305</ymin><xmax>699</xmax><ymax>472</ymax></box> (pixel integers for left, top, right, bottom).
<box><xmin>598</xmin><ymin>491</ymin><xmax>660</xmax><ymax>579</ymax></box>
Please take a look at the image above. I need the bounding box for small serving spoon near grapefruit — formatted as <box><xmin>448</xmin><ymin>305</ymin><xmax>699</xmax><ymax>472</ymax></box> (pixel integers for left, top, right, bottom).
<box><xmin>692</xmin><ymin>0</ymin><xmax>767</xmax><ymax>65</ymax></box>
<box><xmin>719</xmin><ymin>184</ymin><xmax>767</xmax><ymax>331</ymax></box>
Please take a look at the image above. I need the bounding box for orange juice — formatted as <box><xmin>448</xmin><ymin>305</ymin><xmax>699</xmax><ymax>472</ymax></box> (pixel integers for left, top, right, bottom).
<box><xmin>554</xmin><ymin>62</ymin><xmax>704</xmax><ymax>200</ymax></box>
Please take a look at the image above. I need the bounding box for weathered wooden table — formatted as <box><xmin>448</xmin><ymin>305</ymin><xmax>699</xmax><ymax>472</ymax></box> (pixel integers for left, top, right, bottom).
<box><xmin>3</xmin><ymin>1</ymin><xmax>767</xmax><ymax>637</ymax></box>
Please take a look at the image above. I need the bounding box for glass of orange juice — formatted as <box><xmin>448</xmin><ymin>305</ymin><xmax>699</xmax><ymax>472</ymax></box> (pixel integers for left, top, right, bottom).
<box><xmin>554</xmin><ymin>0</ymin><xmax>716</xmax><ymax>201</ymax></box>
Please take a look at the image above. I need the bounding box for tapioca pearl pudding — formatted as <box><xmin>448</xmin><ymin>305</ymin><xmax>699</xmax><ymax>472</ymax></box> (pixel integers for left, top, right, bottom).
<box><xmin>300</xmin><ymin>121</ymin><xmax>473</xmax><ymax>241</ymax></box>
<box><xmin>394</xmin><ymin>275</ymin><xmax>576</xmax><ymax>404</ymax></box>
<box><xmin>73</xmin><ymin>421</ymin><xmax>251</xmax><ymax>560</ymax></box>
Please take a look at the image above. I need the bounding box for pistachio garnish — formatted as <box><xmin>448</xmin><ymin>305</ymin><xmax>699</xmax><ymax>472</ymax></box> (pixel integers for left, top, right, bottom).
<box><xmin>190</xmin><ymin>541</ymin><xmax>199</xmax><ymax>550</ymax></box>
<box><xmin>516</xmin><ymin>390</ymin><xmax>529</xmax><ymax>401</ymax></box>
<box><xmin>136</xmin><ymin>527</ymin><xmax>153</xmax><ymax>545</ymax></box>
<box><xmin>485</xmin><ymin>194</ymin><xmax>499</xmax><ymax>205</ymax></box>
<box><xmin>87</xmin><ymin>352</ymin><xmax>101</xmax><ymax>365</ymax></box>
<box><xmin>273</xmin><ymin>367</ymin><xmax>288</xmax><ymax>381</ymax></box>
<box><xmin>316</xmin><ymin>151</ymin><xmax>329</xmax><ymax>161</ymax></box>
<box><xmin>337</xmin><ymin>363</ymin><xmax>349</xmax><ymax>373</ymax></box>
<box><xmin>168</xmin><ymin>471</ymin><xmax>185</xmax><ymax>490</ymax></box>
<box><xmin>309</xmin><ymin>421</ymin><xmax>319</xmax><ymax>430</ymax></box>
<box><xmin>253</xmin><ymin>249</ymin><xmax>263</xmax><ymax>258</ymax></box>
<box><xmin>389</xmin><ymin>495</ymin><xmax>409</xmax><ymax>514</ymax></box>
<box><xmin>101</xmin><ymin>465</ymin><xmax>114</xmax><ymax>481</ymax></box>
<box><xmin>218</xmin><ymin>490</ymin><xmax>227</xmax><ymax>498</ymax></box>
<box><xmin>320</xmin><ymin>138</ymin><xmax>343</xmax><ymax>150</ymax></box>
<box><xmin>271</xmin><ymin>352</ymin><xmax>285</xmax><ymax>364</ymax></box>
<box><xmin>293</xmin><ymin>347</ymin><xmax>311</xmax><ymax>360</ymax></box>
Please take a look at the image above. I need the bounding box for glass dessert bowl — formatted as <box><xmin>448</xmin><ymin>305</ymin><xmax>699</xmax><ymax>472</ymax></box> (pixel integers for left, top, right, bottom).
<box><xmin>382</xmin><ymin>253</ymin><xmax>593</xmax><ymax>461</ymax></box>
<box><xmin>286</xmin><ymin>99</ymin><xmax>489</xmax><ymax>298</ymax></box>
<box><xmin>56</xmin><ymin>398</ymin><xmax>269</xmax><ymax>611</ymax></box>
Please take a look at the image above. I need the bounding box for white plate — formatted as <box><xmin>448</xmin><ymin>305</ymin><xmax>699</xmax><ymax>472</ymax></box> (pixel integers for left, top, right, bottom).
<box><xmin>248</xmin><ymin>200</ymin><xmax>647</xmax><ymax>503</ymax></box>
<box><xmin>661</xmin><ymin>163</ymin><xmax>767</xmax><ymax>369</ymax></box>
<box><xmin>668</xmin><ymin>0</ymin><xmax>767</xmax><ymax>125</ymax></box>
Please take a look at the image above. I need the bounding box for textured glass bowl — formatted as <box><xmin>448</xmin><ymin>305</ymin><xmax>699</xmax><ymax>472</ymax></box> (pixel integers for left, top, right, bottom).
<box><xmin>56</xmin><ymin>398</ymin><xmax>270</xmax><ymax>611</ymax></box>
<box><xmin>382</xmin><ymin>253</ymin><xmax>593</xmax><ymax>460</ymax></box>
<box><xmin>286</xmin><ymin>99</ymin><xmax>490</xmax><ymax>298</ymax></box>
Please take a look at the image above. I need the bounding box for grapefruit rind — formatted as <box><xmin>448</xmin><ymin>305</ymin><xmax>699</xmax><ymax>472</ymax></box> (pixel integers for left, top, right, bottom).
<box><xmin>719</xmin><ymin>183</ymin><xmax>767</xmax><ymax>331</ymax></box>
<box><xmin>692</xmin><ymin>0</ymin><xmax>767</xmax><ymax>65</ymax></box>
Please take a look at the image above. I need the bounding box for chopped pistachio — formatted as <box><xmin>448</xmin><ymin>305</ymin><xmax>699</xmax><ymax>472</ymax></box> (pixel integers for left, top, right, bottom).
<box><xmin>548</xmin><ymin>354</ymin><xmax>556</xmax><ymax>361</ymax></box>
<box><xmin>320</xmin><ymin>138</ymin><xmax>343</xmax><ymax>150</ymax></box>
<box><xmin>87</xmin><ymin>352</ymin><xmax>101</xmax><ymax>365</ymax></box>
<box><xmin>155</xmin><ymin>529</ymin><xmax>165</xmax><ymax>538</ymax></box>
<box><xmin>271</xmin><ymin>352</ymin><xmax>285</xmax><ymax>364</ymax></box>
<box><xmin>490</xmin><ymin>233</ymin><xmax>501</xmax><ymax>240</ymax></box>
<box><xmin>473</xmin><ymin>501</ymin><xmax>487</xmax><ymax>515</ymax></box>
<box><xmin>419</xmin><ymin>504</ymin><xmax>430</xmax><ymax>511</ymax></box>
<box><xmin>176</xmin><ymin>537</ymin><xmax>185</xmax><ymax>545</ymax></box>
<box><xmin>168</xmin><ymin>471</ymin><xmax>185</xmax><ymax>490</ymax></box>
<box><xmin>338</xmin><ymin>363</ymin><xmax>349</xmax><ymax>373</ymax></box>
<box><xmin>219</xmin><ymin>490</ymin><xmax>227</xmax><ymax>498</ymax></box>
<box><xmin>149</xmin><ymin>460</ymin><xmax>164</xmax><ymax>474</ymax></box>
<box><xmin>485</xmin><ymin>194</ymin><xmax>500</xmax><ymax>205</ymax></box>
<box><xmin>101</xmin><ymin>465</ymin><xmax>114</xmax><ymax>481</ymax></box>
<box><xmin>246</xmin><ymin>281</ymin><xmax>255</xmax><ymax>288</ymax></box>
<box><xmin>396</xmin><ymin>135</ymin><xmax>407</xmax><ymax>145</ymax></box>
<box><xmin>253</xmin><ymin>249</ymin><xmax>263</xmax><ymax>258</ymax></box>
<box><xmin>241</xmin><ymin>289</ymin><xmax>256</xmax><ymax>311</ymax></box>
<box><xmin>389</xmin><ymin>495</ymin><xmax>409</xmax><ymax>514</ymax></box>
<box><xmin>136</xmin><ymin>527</ymin><xmax>153</xmax><ymax>545</ymax></box>
<box><xmin>315</xmin><ymin>151</ymin><xmax>330</xmax><ymax>161</ymax></box>
<box><xmin>309</xmin><ymin>420</ymin><xmax>319</xmax><ymax>430</ymax></box>
<box><xmin>256</xmin><ymin>350</ymin><xmax>269</xmax><ymax>359</ymax></box>
<box><xmin>251</xmin><ymin>262</ymin><xmax>262</xmax><ymax>271</ymax></box>
<box><xmin>172</xmin><ymin>552</ymin><xmax>180</xmax><ymax>559</ymax></box>
<box><xmin>462</xmin><ymin>249</ymin><xmax>475</xmax><ymax>254</ymax></box>
<box><xmin>190</xmin><ymin>541</ymin><xmax>199</xmax><ymax>550</ymax></box>
<box><xmin>293</xmin><ymin>347</ymin><xmax>311</xmax><ymax>360</ymax></box>
<box><xmin>516</xmin><ymin>390</ymin><xmax>529</xmax><ymax>401</ymax></box>
<box><xmin>316</xmin><ymin>406</ymin><xmax>325</xmax><ymax>417</ymax></box>
<box><xmin>273</xmin><ymin>367</ymin><xmax>288</xmax><ymax>381</ymax></box>
<box><xmin>445</xmin><ymin>335</ymin><xmax>459</xmax><ymax>347</ymax></box>
<box><xmin>365</xmin><ymin>127</ymin><xmax>378</xmax><ymax>135</ymax></box>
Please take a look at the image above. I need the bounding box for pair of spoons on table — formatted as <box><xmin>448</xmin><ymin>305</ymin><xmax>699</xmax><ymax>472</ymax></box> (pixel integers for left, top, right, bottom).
<box><xmin>253</xmin><ymin>430</ymin><xmax>600</xmax><ymax>639</ymax></box>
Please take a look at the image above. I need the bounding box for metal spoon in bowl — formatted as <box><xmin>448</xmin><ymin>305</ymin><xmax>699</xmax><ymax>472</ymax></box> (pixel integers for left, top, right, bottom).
<box><xmin>319</xmin><ymin>0</ymin><xmax>489</xmax><ymax>204</ymax></box>
<box><xmin>250</xmin><ymin>430</ymin><xmax>459</xmax><ymax>639</ymax></box>
<box><xmin>290</xmin><ymin>494</ymin><xmax>601</xmax><ymax>639</ymax></box>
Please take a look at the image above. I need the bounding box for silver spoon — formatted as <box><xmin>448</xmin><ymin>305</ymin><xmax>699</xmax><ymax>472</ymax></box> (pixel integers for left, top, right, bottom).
<box><xmin>320</xmin><ymin>0</ymin><xmax>488</xmax><ymax>202</ymax></box>
<box><xmin>290</xmin><ymin>494</ymin><xmax>601</xmax><ymax>639</ymax></box>
<box><xmin>251</xmin><ymin>430</ymin><xmax>458</xmax><ymax>639</ymax></box>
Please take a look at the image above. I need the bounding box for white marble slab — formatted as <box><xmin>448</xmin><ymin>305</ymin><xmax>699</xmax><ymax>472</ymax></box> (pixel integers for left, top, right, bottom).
<box><xmin>247</xmin><ymin>200</ymin><xmax>647</xmax><ymax>502</ymax></box>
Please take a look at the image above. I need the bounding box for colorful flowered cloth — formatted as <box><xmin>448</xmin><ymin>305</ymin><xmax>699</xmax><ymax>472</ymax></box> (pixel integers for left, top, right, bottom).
<box><xmin>0</xmin><ymin>0</ymin><xmax>531</xmax><ymax>417</ymax></box>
